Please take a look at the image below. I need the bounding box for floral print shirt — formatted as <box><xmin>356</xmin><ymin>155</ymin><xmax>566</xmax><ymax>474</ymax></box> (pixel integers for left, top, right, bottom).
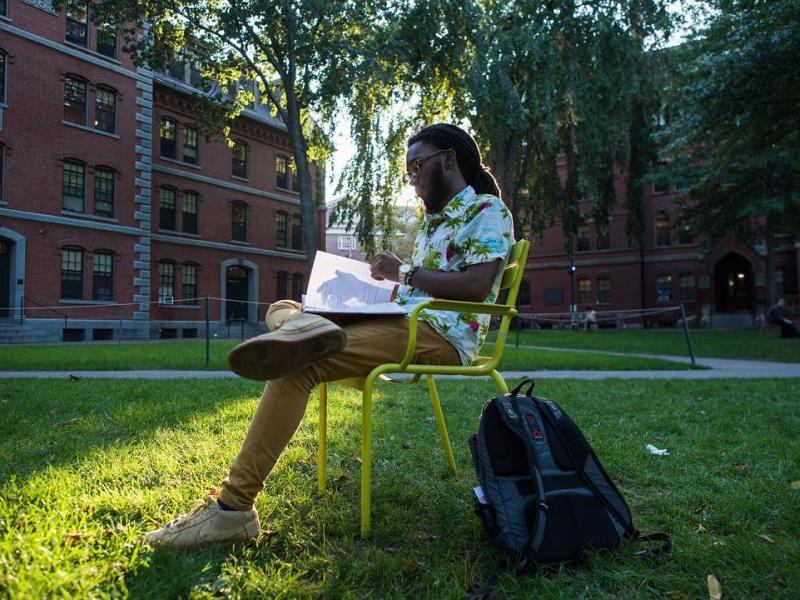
<box><xmin>395</xmin><ymin>185</ymin><xmax>515</xmax><ymax>365</ymax></box>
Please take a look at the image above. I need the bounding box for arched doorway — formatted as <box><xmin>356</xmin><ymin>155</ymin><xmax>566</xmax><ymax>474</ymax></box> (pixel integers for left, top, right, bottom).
<box><xmin>0</xmin><ymin>239</ymin><xmax>11</xmax><ymax>318</ymax></box>
<box><xmin>713</xmin><ymin>252</ymin><xmax>753</xmax><ymax>311</ymax></box>
<box><xmin>225</xmin><ymin>265</ymin><xmax>250</xmax><ymax>320</ymax></box>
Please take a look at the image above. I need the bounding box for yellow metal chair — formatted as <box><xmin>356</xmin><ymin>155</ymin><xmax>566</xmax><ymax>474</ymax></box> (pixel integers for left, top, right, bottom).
<box><xmin>317</xmin><ymin>239</ymin><xmax>531</xmax><ymax>537</ymax></box>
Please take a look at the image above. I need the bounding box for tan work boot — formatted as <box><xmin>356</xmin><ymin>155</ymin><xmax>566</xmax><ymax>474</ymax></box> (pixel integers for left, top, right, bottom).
<box><xmin>144</xmin><ymin>497</ymin><xmax>259</xmax><ymax>549</ymax></box>
<box><xmin>227</xmin><ymin>301</ymin><xmax>346</xmax><ymax>381</ymax></box>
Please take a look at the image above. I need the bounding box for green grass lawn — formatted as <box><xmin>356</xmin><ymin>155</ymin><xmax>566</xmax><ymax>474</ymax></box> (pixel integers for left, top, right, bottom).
<box><xmin>0</xmin><ymin>340</ymin><xmax>697</xmax><ymax>372</ymax></box>
<box><xmin>1</xmin><ymin>378</ymin><xmax>797</xmax><ymax>598</ymax></box>
<box><xmin>491</xmin><ymin>327</ymin><xmax>800</xmax><ymax>362</ymax></box>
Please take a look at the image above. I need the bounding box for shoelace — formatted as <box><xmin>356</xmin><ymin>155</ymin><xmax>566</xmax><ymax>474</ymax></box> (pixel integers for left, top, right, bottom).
<box><xmin>166</xmin><ymin>498</ymin><xmax>212</xmax><ymax>529</ymax></box>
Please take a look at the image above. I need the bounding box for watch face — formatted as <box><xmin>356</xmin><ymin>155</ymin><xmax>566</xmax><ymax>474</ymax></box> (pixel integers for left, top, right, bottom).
<box><xmin>399</xmin><ymin>263</ymin><xmax>411</xmax><ymax>274</ymax></box>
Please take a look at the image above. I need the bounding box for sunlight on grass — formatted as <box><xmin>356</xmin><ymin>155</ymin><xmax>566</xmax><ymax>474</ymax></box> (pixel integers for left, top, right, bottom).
<box><xmin>1</xmin><ymin>378</ymin><xmax>798</xmax><ymax>598</ymax></box>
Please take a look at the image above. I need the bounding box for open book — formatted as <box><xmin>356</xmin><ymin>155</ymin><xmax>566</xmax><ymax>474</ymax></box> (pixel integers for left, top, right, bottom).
<box><xmin>303</xmin><ymin>251</ymin><xmax>407</xmax><ymax>315</ymax></box>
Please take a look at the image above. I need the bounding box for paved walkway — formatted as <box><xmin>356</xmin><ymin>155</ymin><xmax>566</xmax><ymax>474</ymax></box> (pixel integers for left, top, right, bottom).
<box><xmin>1</xmin><ymin>346</ymin><xmax>797</xmax><ymax>380</ymax></box>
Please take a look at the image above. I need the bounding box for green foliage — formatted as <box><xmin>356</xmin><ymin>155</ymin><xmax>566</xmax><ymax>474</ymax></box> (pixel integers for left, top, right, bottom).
<box><xmin>658</xmin><ymin>0</ymin><xmax>800</xmax><ymax>300</ymax></box>
<box><xmin>84</xmin><ymin>0</ymin><xmax>376</xmax><ymax>266</ymax></box>
<box><xmin>1</xmin><ymin>378</ymin><xmax>798</xmax><ymax>597</ymax></box>
<box><xmin>338</xmin><ymin>0</ymin><xmax>675</xmax><ymax>252</ymax></box>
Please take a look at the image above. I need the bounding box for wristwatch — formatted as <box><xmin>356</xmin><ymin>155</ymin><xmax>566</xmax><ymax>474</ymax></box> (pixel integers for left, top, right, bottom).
<box><xmin>400</xmin><ymin>263</ymin><xmax>420</xmax><ymax>287</ymax></box>
<box><xmin>398</xmin><ymin>263</ymin><xmax>412</xmax><ymax>285</ymax></box>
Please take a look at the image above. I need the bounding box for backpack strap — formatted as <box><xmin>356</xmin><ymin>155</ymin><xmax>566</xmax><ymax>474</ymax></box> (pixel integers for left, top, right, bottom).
<box><xmin>630</xmin><ymin>531</ymin><xmax>672</xmax><ymax>557</ymax></box>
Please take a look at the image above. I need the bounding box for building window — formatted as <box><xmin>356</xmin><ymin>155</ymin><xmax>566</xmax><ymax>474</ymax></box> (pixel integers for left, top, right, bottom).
<box><xmin>337</xmin><ymin>235</ymin><xmax>355</xmax><ymax>250</ymax></box>
<box><xmin>679</xmin><ymin>273</ymin><xmax>695</xmax><ymax>302</ymax></box>
<box><xmin>655</xmin><ymin>212</ymin><xmax>671</xmax><ymax>246</ymax></box>
<box><xmin>290</xmin><ymin>159</ymin><xmax>300</xmax><ymax>193</ymax></box>
<box><xmin>232</xmin><ymin>142</ymin><xmax>247</xmax><ymax>178</ymax></box>
<box><xmin>775</xmin><ymin>267</ymin><xmax>785</xmax><ymax>298</ymax></box>
<box><xmin>96</xmin><ymin>24</ymin><xmax>117</xmax><ymax>59</ymax></box>
<box><xmin>183</xmin><ymin>125</ymin><xmax>199</xmax><ymax>164</ymax></box>
<box><xmin>158</xmin><ymin>261</ymin><xmax>175</xmax><ymax>302</ymax></box>
<box><xmin>0</xmin><ymin>0</ymin><xmax>6</xmax><ymax>17</ymax></box>
<box><xmin>576</xmin><ymin>222</ymin><xmax>590</xmax><ymax>252</ymax></box>
<box><xmin>517</xmin><ymin>279</ymin><xmax>531</xmax><ymax>306</ymax></box>
<box><xmin>0</xmin><ymin>51</ymin><xmax>6</xmax><ymax>105</ymax></box>
<box><xmin>93</xmin><ymin>167</ymin><xmax>115</xmax><ymax>217</ymax></box>
<box><xmin>94</xmin><ymin>86</ymin><xmax>116</xmax><ymax>133</ymax></box>
<box><xmin>596</xmin><ymin>228</ymin><xmax>610</xmax><ymax>250</ymax></box>
<box><xmin>159</xmin><ymin>186</ymin><xmax>177</xmax><ymax>230</ymax></box>
<box><xmin>92</xmin><ymin>251</ymin><xmax>113</xmax><ymax>301</ymax></box>
<box><xmin>276</xmin><ymin>155</ymin><xmax>288</xmax><ymax>189</ymax></box>
<box><xmin>182</xmin><ymin>191</ymin><xmax>198</xmax><ymax>234</ymax></box>
<box><xmin>160</xmin><ymin>117</ymin><xmax>177</xmax><ymax>158</ymax></box>
<box><xmin>65</xmin><ymin>1</ymin><xmax>89</xmax><ymax>46</ymax></box>
<box><xmin>61</xmin><ymin>247</ymin><xmax>84</xmax><ymax>299</ymax></box>
<box><xmin>597</xmin><ymin>275</ymin><xmax>612</xmax><ymax>304</ymax></box>
<box><xmin>291</xmin><ymin>214</ymin><xmax>302</xmax><ymax>250</ymax></box>
<box><xmin>677</xmin><ymin>221</ymin><xmax>693</xmax><ymax>245</ymax></box>
<box><xmin>656</xmin><ymin>275</ymin><xmax>673</xmax><ymax>303</ymax></box>
<box><xmin>182</xmin><ymin>263</ymin><xmax>198</xmax><ymax>303</ymax></box>
<box><xmin>577</xmin><ymin>277</ymin><xmax>592</xmax><ymax>305</ymax></box>
<box><xmin>62</xmin><ymin>161</ymin><xmax>85</xmax><ymax>212</ymax></box>
<box><xmin>291</xmin><ymin>273</ymin><xmax>304</xmax><ymax>302</ymax></box>
<box><xmin>276</xmin><ymin>271</ymin><xmax>288</xmax><ymax>299</ymax></box>
<box><xmin>276</xmin><ymin>211</ymin><xmax>288</xmax><ymax>248</ymax></box>
<box><xmin>0</xmin><ymin>144</ymin><xmax>4</xmax><ymax>200</ymax></box>
<box><xmin>64</xmin><ymin>75</ymin><xmax>87</xmax><ymax>125</ymax></box>
<box><xmin>232</xmin><ymin>202</ymin><xmax>247</xmax><ymax>241</ymax></box>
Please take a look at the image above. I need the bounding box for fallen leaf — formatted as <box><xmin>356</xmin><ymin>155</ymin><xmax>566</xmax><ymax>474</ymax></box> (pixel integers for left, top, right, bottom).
<box><xmin>758</xmin><ymin>534</ymin><xmax>775</xmax><ymax>544</ymax></box>
<box><xmin>334</xmin><ymin>474</ymin><xmax>350</xmax><ymax>482</ymax></box>
<box><xmin>103</xmin><ymin>524</ymin><xmax>125</xmax><ymax>536</ymax></box>
<box><xmin>707</xmin><ymin>574</ymin><xmax>722</xmax><ymax>600</ymax></box>
<box><xmin>790</xmin><ymin>480</ymin><xmax>800</xmax><ymax>490</ymax></box>
<box><xmin>383</xmin><ymin>546</ymin><xmax>399</xmax><ymax>554</ymax></box>
<box><xmin>695</xmin><ymin>524</ymin><xmax>707</xmax><ymax>534</ymax></box>
<box><xmin>401</xmin><ymin>442</ymin><xmax>411</xmax><ymax>449</ymax></box>
<box><xmin>65</xmin><ymin>532</ymin><xmax>94</xmax><ymax>546</ymax></box>
<box><xmin>665</xmin><ymin>591</ymin><xmax>689</xmax><ymax>598</ymax></box>
<box><xmin>208</xmin><ymin>485</ymin><xmax>220</xmax><ymax>496</ymax></box>
<box><xmin>734</xmin><ymin>462</ymin><xmax>749</xmax><ymax>472</ymax></box>
<box><xmin>55</xmin><ymin>418</ymin><xmax>81</xmax><ymax>427</ymax></box>
<box><xmin>712</xmin><ymin>540</ymin><xmax>726</xmax><ymax>547</ymax></box>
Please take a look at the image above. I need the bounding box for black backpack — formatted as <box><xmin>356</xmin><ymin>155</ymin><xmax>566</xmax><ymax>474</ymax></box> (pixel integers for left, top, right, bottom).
<box><xmin>468</xmin><ymin>378</ymin><xmax>670</xmax><ymax>573</ymax></box>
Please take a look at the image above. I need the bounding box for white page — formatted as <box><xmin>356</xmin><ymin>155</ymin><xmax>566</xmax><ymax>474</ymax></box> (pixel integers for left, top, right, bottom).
<box><xmin>303</xmin><ymin>251</ymin><xmax>406</xmax><ymax>315</ymax></box>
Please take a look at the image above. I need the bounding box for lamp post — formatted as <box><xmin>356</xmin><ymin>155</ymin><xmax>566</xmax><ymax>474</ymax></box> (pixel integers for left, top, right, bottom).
<box><xmin>569</xmin><ymin>259</ymin><xmax>576</xmax><ymax>329</ymax></box>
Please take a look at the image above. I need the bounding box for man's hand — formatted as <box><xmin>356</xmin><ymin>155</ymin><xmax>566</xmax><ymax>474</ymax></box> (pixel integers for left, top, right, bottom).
<box><xmin>370</xmin><ymin>251</ymin><xmax>403</xmax><ymax>281</ymax></box>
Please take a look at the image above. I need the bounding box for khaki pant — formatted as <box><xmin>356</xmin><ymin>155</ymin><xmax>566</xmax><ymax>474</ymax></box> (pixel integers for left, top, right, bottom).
<box><xmin>219</xmin><ymin>309</ymin><xmax>460</xmax><ymax>509</ymax></box>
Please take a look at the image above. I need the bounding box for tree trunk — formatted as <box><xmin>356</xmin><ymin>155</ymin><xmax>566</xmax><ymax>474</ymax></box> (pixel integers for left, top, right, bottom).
<box><xmin>283</xmin><ymin>86</ymin><xmax>319</xmax><ymax>272</ymax></box>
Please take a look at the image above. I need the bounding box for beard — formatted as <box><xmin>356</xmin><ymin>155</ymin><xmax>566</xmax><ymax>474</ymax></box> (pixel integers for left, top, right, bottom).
<box><xmin>421</xmin><ymin>162</ymin><xmax>450</xmax><ymax>214</ymax></box>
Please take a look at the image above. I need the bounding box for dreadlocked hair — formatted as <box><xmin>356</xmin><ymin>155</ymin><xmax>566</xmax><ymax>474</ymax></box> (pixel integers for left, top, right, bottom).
<box><xmin>408</xmin><ymin>123</ymin><xmax>501</xmax><ymax>198</ymax></box>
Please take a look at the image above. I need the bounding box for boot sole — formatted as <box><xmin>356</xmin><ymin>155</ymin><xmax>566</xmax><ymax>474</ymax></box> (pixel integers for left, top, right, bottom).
<box><xmin>228</xmin><ymin>324</ymin><xmax>347</xmax><ymax>381</ymax></box>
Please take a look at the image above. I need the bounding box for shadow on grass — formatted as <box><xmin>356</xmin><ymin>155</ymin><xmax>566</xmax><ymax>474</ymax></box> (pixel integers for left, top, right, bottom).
<box><xmin>0</xmin><ymin>378</ymin><xmax>264</xmax><ymax>483</ymax></box>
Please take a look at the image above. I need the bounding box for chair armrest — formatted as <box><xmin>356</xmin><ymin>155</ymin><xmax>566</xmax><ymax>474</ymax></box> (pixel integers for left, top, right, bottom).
<box><xmin>398</xmin><ymin>299</ymin><xmax>518</xmax><ymax>370</ymax></box>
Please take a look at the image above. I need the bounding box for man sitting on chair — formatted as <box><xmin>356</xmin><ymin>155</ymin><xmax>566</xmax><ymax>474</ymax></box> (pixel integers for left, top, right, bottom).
<box><xmin>768</xmin><ymin>297</ymin><xmax>799</xmax><ymax>338</ymax></box>
<box><xmin>144</xmin><ymin>124</ymin><xmax>515</xmax><ymax>548</ymax></box>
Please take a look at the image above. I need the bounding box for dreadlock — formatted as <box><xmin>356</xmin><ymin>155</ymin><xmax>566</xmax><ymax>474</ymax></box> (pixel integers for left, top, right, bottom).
<box><xmin>408</xmin><ymin>124</ymin><xmax>501</xmax><ymax>198</ymax></box>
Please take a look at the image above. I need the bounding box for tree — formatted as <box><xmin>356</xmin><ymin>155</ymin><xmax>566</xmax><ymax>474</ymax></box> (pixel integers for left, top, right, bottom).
<box><xmin>87</xmin><ymin>0</ymin><xmax>377</xmax><ymax>269</ymax></box>
<box><xmin>660</xmin><ymin>0</ymin><xmax>800</xmax><ymax>305</ymax></box>
<box><xmin>336</xmin><ymin>0</ymin><xmax>674</xmax><ymax>259</ymax></box>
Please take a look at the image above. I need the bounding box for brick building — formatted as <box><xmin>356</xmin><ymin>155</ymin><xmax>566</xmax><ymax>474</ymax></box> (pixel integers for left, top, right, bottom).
<box><xmin>518</xmin><ymin>158</ymin><xmax>800</xmax><ymax>328</ymax></box>
<box><xmin>0</xmin><ymin>0</ymin><xmax>324</xmax><ymax>342</ymax></box>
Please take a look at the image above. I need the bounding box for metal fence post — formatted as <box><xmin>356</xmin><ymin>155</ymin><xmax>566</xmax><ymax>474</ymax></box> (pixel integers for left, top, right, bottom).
<box><xmin>679</xmin><ymin>303</ymin><xmax>696</xmax><ymax>366</ymax></box>
<box><xmin>205</xmin><ymin>295</ymin><xmax>211</xmax><ymax>369</ymax></box>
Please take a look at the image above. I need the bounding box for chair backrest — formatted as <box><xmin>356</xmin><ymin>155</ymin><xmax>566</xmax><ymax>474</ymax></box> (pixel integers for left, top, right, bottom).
<box><xmin>475</xmin><ymin>238</ymin><xmax>531</xmax><ymax>368</ymax></box>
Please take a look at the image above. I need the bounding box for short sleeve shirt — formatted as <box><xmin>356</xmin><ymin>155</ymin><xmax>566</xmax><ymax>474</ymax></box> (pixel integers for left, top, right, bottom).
<box><xmin>394</xmin><ymin>185</ymin><xmax>515</xmax><ymax>364</ymax></box>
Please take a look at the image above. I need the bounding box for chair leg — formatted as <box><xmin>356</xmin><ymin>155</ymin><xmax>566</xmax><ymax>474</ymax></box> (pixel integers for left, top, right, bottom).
<box><xmin>427</xmin><ymin>375</ymin><xmax>457</xmax><ymax>475</ymax></box>
<box><xmin>318</xmin><ymin>382</ymin><xmax>327</xmax><ymax>494</ymax></box>
<box><xmin>490</xmin><ymin>369</ymin><xmax>509</xmax><ymax>395</ymax></box>
<box><xmin>360</xmin><ymin>376</ymin><xmax>377</xmax><ymax>538</ymax></box>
